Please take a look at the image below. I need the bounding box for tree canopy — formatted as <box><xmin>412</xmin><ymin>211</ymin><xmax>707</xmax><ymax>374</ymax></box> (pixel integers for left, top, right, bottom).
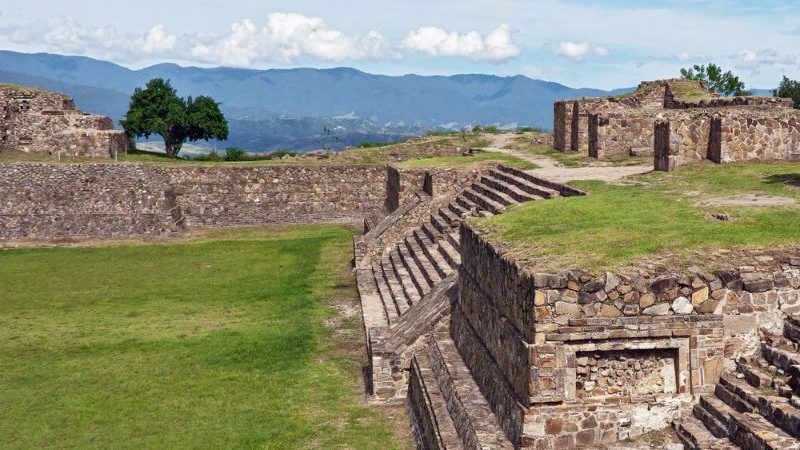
<box><xmin>775</xmin><ymin>76</ymin><xmax>800</xmax><ymax>109</ymax></box>
<box><xmin>680</xmin><ymin>63</ymin><xmax>749</xmax><ymax>97</ymax></box>
<box><xmin>120</xmin><ymin>78</ymin><xmax>229</xmax><ymax>158</ymax></box>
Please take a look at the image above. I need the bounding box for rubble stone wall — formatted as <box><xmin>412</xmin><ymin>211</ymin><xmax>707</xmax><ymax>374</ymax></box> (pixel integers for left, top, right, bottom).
<box><xmin>0</xmin><ymin>163</ymin><xmax>388</xmax><ymax>240</ymax></box>
<box><xmin>457</xmin><ymin>222</ymin><xmax>800</xmax><ymax>448</ymax></box>
<box><xmin>0</xmin><ymin>86</ymin><xmax>129</xmax><ymax>158</ymax></box>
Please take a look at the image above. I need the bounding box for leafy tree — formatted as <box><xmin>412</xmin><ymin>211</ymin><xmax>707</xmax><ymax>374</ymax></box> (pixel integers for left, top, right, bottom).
<box><xmin>120</xmin><ymin>78</ymin><xmax>229</xmax><ymax>158</ymax></box>
<box><xmin>775</xmin><ymin>76</ymin><xmax>800</xmax><ymax>109</ymax></box>
<box><xmin>680</xmin><ymin>63</ymin><xmax>749</xmax><ymax>96</ymax></box>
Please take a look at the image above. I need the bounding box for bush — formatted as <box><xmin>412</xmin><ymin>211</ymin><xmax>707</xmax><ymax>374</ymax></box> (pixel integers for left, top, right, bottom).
<box><xmin>517</xmin><ymin>126</ymin><xmax>546</xmax><ymax>133</ymax></box>
<box><xmin>193</xmin><ymin>151</ymin><xmax>223</xmax><ymax>162</ymax></box>
<box><xmin>224</xmin><ymin>147</ymin><xmax>246</xmax><ymax>161</ymax></box>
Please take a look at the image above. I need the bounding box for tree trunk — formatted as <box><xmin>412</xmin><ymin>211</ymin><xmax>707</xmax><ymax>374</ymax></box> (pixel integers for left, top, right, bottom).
<box><xmin>162</xmin><ymin>129</ymin><xmax>184</xmax><ymax>158</ymax></box>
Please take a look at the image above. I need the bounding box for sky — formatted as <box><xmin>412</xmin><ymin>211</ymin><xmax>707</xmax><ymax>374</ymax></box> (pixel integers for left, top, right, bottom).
<box><xmin>0</xmin><ymin>0</ymin><xmax>798</xmax><ymax>89</ymax></box>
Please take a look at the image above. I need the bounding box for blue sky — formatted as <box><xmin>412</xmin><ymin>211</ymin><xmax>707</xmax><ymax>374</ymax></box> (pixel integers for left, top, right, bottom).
<box><xmin>1</xmin><ymin>0</ymin><xmax>798</xmax><ymax>89</ymax></box>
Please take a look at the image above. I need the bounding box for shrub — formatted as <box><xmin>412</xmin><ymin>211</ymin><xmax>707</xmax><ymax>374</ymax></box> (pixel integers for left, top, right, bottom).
<box><xmin>224</xmin><ymin>147</ymin><xmax>246</xmax><ymax>161</ymax></box>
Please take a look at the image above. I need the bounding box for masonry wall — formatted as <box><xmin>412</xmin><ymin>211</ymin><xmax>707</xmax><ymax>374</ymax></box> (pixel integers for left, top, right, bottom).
<box><xmin>0</xmin><ymin>87</ymin><xmax>129</xmax><ymax>158</ymax></box>
<box><xmin>0</xmin><ymin>163</ymin><xmax>388</xmax><ymax>240</ymax></box>
<box><xmin>456</xmin><ymin>222</ymin><xmax>800</xmax><ymax>448</ymax></box>
<box><xmin>589</xmin><ymin>114</ymin><xmax>654</xmax><ymax>158</ymax></box>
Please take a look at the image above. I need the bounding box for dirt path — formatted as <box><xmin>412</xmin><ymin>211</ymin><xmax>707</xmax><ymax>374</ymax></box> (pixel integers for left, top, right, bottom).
<box><xmin>483</xmin><ymin>134</ymin><xmax>653</xmax><ymax>183</ymax></box>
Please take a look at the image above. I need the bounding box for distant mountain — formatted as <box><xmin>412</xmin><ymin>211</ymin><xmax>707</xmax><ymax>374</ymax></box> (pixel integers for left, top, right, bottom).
<box><xmin>0</xmin><ymin>50</ymin><xmax>633</xmax><ymax>151</ymax></box>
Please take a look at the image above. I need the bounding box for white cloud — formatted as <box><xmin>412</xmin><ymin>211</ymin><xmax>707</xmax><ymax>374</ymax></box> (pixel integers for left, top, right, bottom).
<box><xmin>8</xmin><ymin>17</ymin><xmax>176</xmax><ymax>60</ymax></box>
<box><xmin>733</xmin><ymin>48</ymin><xmax>796</xmax><ymax>67</ymax></box>
<box><xmin>191</xmin><ymin>13</ymin><xmax>387</xmax><ymax>66</ymax></box>
<box><xmin>552</xmin><ymin>41</ymin><xmax>609</xmax><ymax>61</ymax></box>
<box><xmin>401</xmin><ymin>24</ymin><xmax>520</xmax><ymax>62</ymax></box>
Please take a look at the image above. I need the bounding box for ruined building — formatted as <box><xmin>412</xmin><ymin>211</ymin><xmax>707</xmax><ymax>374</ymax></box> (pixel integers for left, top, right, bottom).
<box><xmin>554</xmin><ymin>79</ymin><xmax>800</xmax><ymax>171</ymax></box>
<box><xmin>0</xmin><ymin>85</ymin><xmax>129</xmax><ymax>158</ymax></box>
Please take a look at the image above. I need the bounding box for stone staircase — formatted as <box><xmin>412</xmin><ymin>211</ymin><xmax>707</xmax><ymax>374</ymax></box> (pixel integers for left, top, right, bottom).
<box><xmin>674</xmin><ymin>316</ymin><xmax>800</xmax><ymax>450</ymax></box>
<box><xmin>359</xmin><ymin>165</ymin><xmax>562</xmax><ymax>329</ymax></box>
<box><xmin>357</xmin><ymin>165</ymin><xmax>585</xmax><ymax>448</ymax></box>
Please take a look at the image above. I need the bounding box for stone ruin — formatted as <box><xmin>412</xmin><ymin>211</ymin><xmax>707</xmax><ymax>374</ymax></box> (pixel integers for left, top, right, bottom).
<box><xmin>554</xmin><ymin>79</ymin><xmax>800</xmax><ymax>171</ymax></box>
<box><xmin>4</xmin><ymin>84</ymin><xmax>800</xmax><ymax>450</ymax></box>
<box><xmin>0</xmin><ymin>85</ymin><xmax>129</xmax><ymax>158</ymax></box>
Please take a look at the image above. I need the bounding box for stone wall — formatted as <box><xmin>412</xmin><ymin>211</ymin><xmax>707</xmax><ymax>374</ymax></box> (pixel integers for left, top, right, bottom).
<box><xmin>0</xmin><ymin>86</ymin><xmax>129</xmax><ymax>158</ymax></box>
<box><xmin>456</xmin><ymin>221</ymin><xmax>800</xmax><ymax>448</ymax></box>
<box><xmin>0</xmin><ymin>163</ymin><xmax>388</xmax><ymax>240</ymax></box>
<box><xmin>554</xmin><ymin>79</ymin><xmax>800</xmax><ymax>169</ymax></box>
<box><xmin>657</xmin><ymin>107</ymin><xmax>800</xmax><ymax>170</ymax></box>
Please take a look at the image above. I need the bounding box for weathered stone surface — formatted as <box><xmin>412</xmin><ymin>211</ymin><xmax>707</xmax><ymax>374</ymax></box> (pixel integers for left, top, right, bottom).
<box><xmin>671</xmin><ymin>296</ymin><xmax>694</xmax><ymax>314</ymax></box>
<box><xmin>643</xmin><ymin>302</ymin><xmax>672</xmax><ymax>316</ymax></box>
<box><xmin>691</xmin><ymin>287</ymin><xmax>709</xmax><ymax>306</ymax></box>
<box><xmin>0</xmin><ymin>86</ymin><xmax>129</xmax><ymax>158</ymax></box>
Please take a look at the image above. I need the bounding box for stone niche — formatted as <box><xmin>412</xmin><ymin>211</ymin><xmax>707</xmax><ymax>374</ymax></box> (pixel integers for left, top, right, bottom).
<box><xmin>574</xmin><ymin>348</ymin><xmax>678</xmax><ymax>399</ymax></box>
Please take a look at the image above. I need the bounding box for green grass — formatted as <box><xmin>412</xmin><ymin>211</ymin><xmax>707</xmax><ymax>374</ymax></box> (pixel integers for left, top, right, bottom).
<box><xmin>396</xmin><ymin>151</ymin><xmax>537</xmax><ymax>170</ymax></box>
<box><xmin>669</xmin><ymin>80</ymin><xmax>714</xmax><ymax>101</ymax></box>
<box><xmin>473</xmin><ymin>162</ymin><xmax>800</xmax><ymax>270</ymax></box>
<box><xmin>506</xmin><ymin>139</ymin><xmax>648</xmax><ymax>167</ymax></box>
<box><xmin>0</xmin><ymin>225</ymin><xmax>405</xmax><ymax>449</ymax></box>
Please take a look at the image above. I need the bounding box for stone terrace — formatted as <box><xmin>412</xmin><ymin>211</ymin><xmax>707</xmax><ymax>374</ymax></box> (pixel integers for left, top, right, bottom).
<box><xmin>554</xmin><ymin>79</ymin><xmax>800</xmax><ymax>171</ymax></box>
<box><xmin>0</xmin><ymin>85</ymin><xmax>129</xmax><ymax>158</ymax></box>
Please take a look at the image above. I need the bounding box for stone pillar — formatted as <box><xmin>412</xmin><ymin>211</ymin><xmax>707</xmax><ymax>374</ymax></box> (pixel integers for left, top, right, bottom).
<box><xmin>707</xmin><ymin>117</ymin><xmax>722</xmax><ymax>164</ymax></box>
<box><xmin>654</xmin><ymin>120</ymin><xmax>674</xmax><ymax>172</ymax></box>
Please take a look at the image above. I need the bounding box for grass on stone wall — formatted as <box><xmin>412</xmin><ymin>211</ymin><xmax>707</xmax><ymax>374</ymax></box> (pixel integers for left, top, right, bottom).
<box><xmin>472</xmin><ymin>161</ymin><xmax>800</xmax><ymax>271</ymax></box>
<box><xmin>0</xmin><ymin>225</ymin><xmax>408</xmax><ymax>449</ymax></box>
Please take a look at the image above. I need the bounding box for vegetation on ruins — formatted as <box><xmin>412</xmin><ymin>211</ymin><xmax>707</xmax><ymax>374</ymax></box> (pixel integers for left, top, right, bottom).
<box><xmin>680</xmin><ymin>63</ymin><xmax>748</xmax><ymax>96</ymax></box>
<box><xmin>775</xmin><ymin>76</ymin><xmax>800</xmax><ymax>109</ymax></box>
<box><xmin>120</xmin><ymin>78</ymin><xmax>229</xmax><ymax>158</ymax></box>
<box><xmin>0</xmin><ymin>225</ymin><xmax>406</xmax><ymax>449</ymax></box>
<box><xmin>474</xmin><ymin>162</ymin><xmax>800</xmax><ymax>270</ymax></box>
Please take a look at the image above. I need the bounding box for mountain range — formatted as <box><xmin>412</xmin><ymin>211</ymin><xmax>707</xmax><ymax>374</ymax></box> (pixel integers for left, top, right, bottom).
<box><xmin>0</xmin><ymin>50</ymin><xmax>638</xmax><ymax>151</ymax></box>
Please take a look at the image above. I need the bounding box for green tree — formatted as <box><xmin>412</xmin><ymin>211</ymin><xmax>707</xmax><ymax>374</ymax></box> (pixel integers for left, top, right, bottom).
<box><xmin>120</xmin><ymin>78</ymin><xmax>229</xmax><ymax>158</ymax></box>
<box><xmin>775</xmin><ymin>76</ymin><xmax>800</xmax><ymax>109</ymax></box>
<box><xmin>680</xmin><ymin>63</ymin><xmax>749</xmax><ymax>96</ymax></box>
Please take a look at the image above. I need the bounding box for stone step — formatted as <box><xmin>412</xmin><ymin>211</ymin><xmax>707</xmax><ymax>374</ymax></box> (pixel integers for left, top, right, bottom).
<box><xmin>446</xmin><ymin>231</ymin><xmax>460</xmax><ymax>251</ymax></box>
<box><xmin>448</xmin><ymin>201</ymin><xmax>470</xmax><ymax>218</ymax></box>
<box><xmin>438</xmin><ymin>207</ymin><xmax>462</xmax><ymax>227</ymax></box>
<box><xmin>429</xmin><ymin>213</ymin><xmax>451</xmax><ymax>235</ymax></box>
<box><xmin>421</xmin><ymin>222</ymin><xmax>442</xmax><ymax>243</ymax></box>
<box><xmin>711</xmin><ymin>380</ymin><xmax>800</xmax><ymax>450</ymax></box>
<box><xmin>380</xmin><ymin>257</ymin><xmax>411</xmax><ymax>316</ymax></box>
<box><xmin>480</xmin><ymin>174</ymin><xmax>540</xmax><ymax>203</ymax></box>
<box><xmin>456</xmin><ymin>194</ymin><xmax>490</xmax><ymax>217</ymax></box>
<box><xmin>427</xmin><ymin>324</ymin><xmax>514</xmax><ymax>449</ymax></box>
<box><xmin>355</xmin><ymin>266</ymin><xmax>390</xmax><ymax>330</ymax></box>
<box><xmin>702</xmin><ymin>384</ymin><xmax>800</xmax><ymax>450</ymax></box>
<box><xmin>405</xmin><ymin>236</ymin><xmax>443</xmax><ymax>288</ymax></box>
<box><xmin>695</xmin><ymin>396</ymin><xmax>731</xmax><ymax>438</ymax></box>
<box><xmin>762</xmin><ymin>335</ymin><xmax>800</xmax><ymax>372</ymax></box>
<box><xmin>407</xmin><ymin>352</ymin><xmax>462</xmax><ymax>450</ymax></box>
<box><xmin>496</xmin><ymin>165</ymin><xmax>562</xmax><ymax>199</ymax></box>
<box><xmin>373</xmin><ymin>263</ymin><xmax>400</xmax><ymax>322</ymax></box>
<box><xmin>471</xmin><ymin>182</ymin><xmax>517</xmax><ymax>207</ymax></box>
<box><xmin>673</xmin><ymin>416</ymin><xmax>739</xmax><ymax>450</ymax></box>
<box><xmin>487</xmin><ymin>168</ymin><xmax>557</xmax><ymax>200</ymax></box>
<box><xmin>785</xmin><ymin>316</ymin><xmax>800</xmax><ymax>345</ymax></box>
<box><xmin>389</xmin><ymin>250</ymin><xmax>422</xmax><ymax>306</ymax></box>
<box><xmin>720</xmin><ymin>374</ymin><xmax>800</xmax><ymax>440</ymax></box>
<box><xmin>397</xmin><ymin>241</ymin><xmax>433</xmax><ymax>298</ymax></box>
<box><xmin>437</xmin><ymin>238</ymin><xmax>461</xmax><ymax>269</ymax></box>
<box><xmin>737</xmin><ymin>359</ymin><xmax>790</xmax><ymax>394</ymax></box>
<box><xmin>462</xmin><ymin>187</ymin><xmax>504</xmax><ymax>215</ymax></box>
<box><xmin>413</xmin><ymin>229</ymin><xmax>452</xmax><ymax>279</ymax></box>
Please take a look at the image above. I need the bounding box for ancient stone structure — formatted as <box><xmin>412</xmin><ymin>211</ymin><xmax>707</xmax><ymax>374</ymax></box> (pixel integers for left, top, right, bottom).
<box><xmin>0</xmin><ymin>85</ymin><xmax>129</xmax><ymax>158</ymax></box>
<box><xmin>554</xmin><ymin>79</ymin><xmax>800</xmax><ymax>171</ymax></box>
<box><xmin>0</xmin><ymin>164</ymin><xmax>387</xmax><ymax>239</ymax></box>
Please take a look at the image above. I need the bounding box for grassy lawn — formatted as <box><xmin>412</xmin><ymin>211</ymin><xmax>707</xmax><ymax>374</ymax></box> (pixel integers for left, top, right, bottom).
<box><xmin>473</xmin><ymin>162</ymin><xmax>800</xmax><ymax>271</ymax></box>
<box><xmin>0</xmin><ymin>226</ymin><xmax>407</xmax><ymax>449</ymax></box>
<box><xmin>396</xmin><ymin>151</ymin><xmax>537</xmax><ymax>170</ymax></box>
<box><xmin>503</xmin><ymin>138</ymin><xmax>648</xmax><ymax>168</ymax></box>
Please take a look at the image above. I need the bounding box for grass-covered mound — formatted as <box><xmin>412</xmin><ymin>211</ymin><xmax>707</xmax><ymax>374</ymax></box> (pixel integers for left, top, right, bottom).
<box><xmin>0</xmin><ymin>226</ymin><xmax>406</xmax><ymax>449</ymax></box>
<box><xmin>473</xmin><ymin>162</ymin><xmax>800</xmax><ymax>270</ymax></box>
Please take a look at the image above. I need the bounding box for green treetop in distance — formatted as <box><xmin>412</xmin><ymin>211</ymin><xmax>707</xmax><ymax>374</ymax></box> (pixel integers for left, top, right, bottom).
<box><xmin>120</xmin><ymin>78</ymin><xmax>229</xmax><ymax>158</ymax></box>
<box><xmin>775</xmin><ymin>76</ymin><xmax>800</xmax><ymax>109</ymax></box>
<box><xmin>680</xmin><ymin>63</ymin><xmax>749</xmax><ymax>97</ymax></box>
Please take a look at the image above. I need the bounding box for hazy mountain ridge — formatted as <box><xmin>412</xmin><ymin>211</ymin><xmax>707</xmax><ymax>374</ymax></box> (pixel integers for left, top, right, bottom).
<box><xmin>0</xmin><ymin>50</ymin><xmax>635</xmax><ymax>151</ymax></box>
